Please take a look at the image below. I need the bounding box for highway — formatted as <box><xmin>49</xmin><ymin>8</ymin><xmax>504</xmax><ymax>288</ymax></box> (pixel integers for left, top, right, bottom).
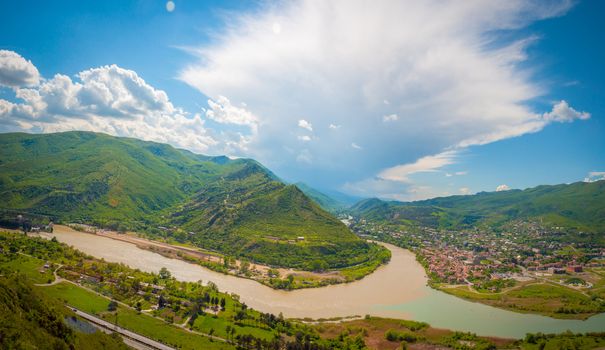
<box><xmin>69</xmin><ymin>306</ymin><xmax>175</xmax><ymax>350</ymax></box>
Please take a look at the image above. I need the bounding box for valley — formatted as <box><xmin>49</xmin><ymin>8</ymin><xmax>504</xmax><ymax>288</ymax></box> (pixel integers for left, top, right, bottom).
<box><xmin>64</xmin><ymin>224</ymin><xmax>386</xmax><ymax>290</ymax></box>
<box><xmin>346</xmin><ymin>192</ymin><xmax>605</xmax><ymax>320</ymax></box>
<box><xmin>16</xmin><ymin>225</ymin><xmax>605</xmax><ymax>339</ymax></box>
<box><xmin>1</xmin><ymin>131</ymin><xmax>605</xmax><ymax>348</ymax></box>
<box><xmin>0</xmin><ymin>131</ymin><xmax>390</xmax><ymax>280</ymax></box>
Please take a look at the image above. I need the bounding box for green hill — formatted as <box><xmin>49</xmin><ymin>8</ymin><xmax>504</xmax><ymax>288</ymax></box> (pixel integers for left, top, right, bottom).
<box><xmin>351</xmin><ymin>181</ymin><xmax>605</xmax><ymax>233</ymax></box>
<box><xmin>0</xmin><ymin>131</ymin><xmax>385</xmax><ymax>270</ymax></box>
<box><xmin>0</xmin><ymin>274</ymin><xmax>128</xmax><ymax>349</ymax></box>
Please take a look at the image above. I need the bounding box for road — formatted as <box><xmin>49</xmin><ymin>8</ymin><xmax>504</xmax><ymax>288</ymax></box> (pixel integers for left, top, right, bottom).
<box><xmin>70</xmin><ymin>306</ymin><xmax>175</xmax><ymax>350</ymax></box>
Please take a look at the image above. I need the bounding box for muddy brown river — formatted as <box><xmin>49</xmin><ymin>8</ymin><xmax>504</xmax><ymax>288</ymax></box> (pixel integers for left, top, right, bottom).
<box><xmin>43</xmin><ymin>226</ymin><xmax>605</xmax><ymax>338</ymax></box>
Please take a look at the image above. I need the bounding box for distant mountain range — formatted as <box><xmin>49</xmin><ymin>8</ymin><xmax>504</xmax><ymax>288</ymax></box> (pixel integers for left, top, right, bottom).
<box><xmin>0</xmin><ymin>131</ymin><xmax>384</xmax><ymax>270</ymax></box>
<box><xmin>350</xmin><ymin>181</ymin><xmax>605</xmax><ymax>233</ymax></box>
<box><xmin>294</xmin><ymin>182</ymin><xmax>360</xmax><ymax>212</ymax></box>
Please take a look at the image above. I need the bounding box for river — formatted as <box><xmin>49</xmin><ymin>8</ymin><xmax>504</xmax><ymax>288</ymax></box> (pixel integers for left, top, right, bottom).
<box><xmin>43</xmin><ymin>226</ymin><xmax>605</xmax><ymax>338</ymax></box>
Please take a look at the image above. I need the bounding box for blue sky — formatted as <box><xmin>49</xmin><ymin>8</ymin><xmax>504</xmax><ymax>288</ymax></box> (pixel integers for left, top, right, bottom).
<box><xmin>0</xmin><ymin>0</ymin><xmax>603</xmax><ymax>201</ymax></box>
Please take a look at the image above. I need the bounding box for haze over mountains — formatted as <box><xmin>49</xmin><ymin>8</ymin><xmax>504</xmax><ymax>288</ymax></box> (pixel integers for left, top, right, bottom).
<box><xmin>349</xmin><ymin>181</ymin><xmax>605</xmax><ymax>234</ymax></box>
<box><xmin>1</xmin><ymin>131</ymin><xmax>603</xmax><ymax>270</ymax></box>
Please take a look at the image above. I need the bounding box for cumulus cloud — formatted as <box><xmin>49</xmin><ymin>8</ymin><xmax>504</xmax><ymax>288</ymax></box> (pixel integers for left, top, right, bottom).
<box><xmin>329</xmin><ymin>123</ymin><xmax>341</xmax><ymax>130</ymax></box>
<box><xmin>496</xmin><ymin>184</ymin><xmax>511</xmax><ymax>192</ymax></box>
<box><xmin>298</xmin><ymin>135</ymin><xmax>311</xmax><ymax>142</ymax></box>
<box><xmin>351</xmin><ymin>142</ymin><xmax>362</xmax><ymax>150</ymax></box>
<box><xmin>542</xmin><ymin>100</ymin><xmax>590</xmax><ymax>123</ymax></box>
<box><xmin>584</xmin><ymin>171</ymin><xmax>605</xmax><ymax>183</ymax></box>
<box><xmin>0</xmin><ymin>56</ymin><xmax>251</xmax><ymax>155</ymax></box>
<box><xmin>205</xmin><ymin>95</ymin><xmax>258</xmax><ymax>132</ymax></box>
<box><xmin>0</xmin><ymin>50</ymin><xmax>40</xmax><ymax>88</ymax></box>
<box><xmin>298</xmin><ymin>119</ymin><xmax>313</xmax><ymax>131</ymax></box>
<box><xmin>178</xmin><ymin>0</ymin><xmax>586</xmax><ymax>199</ymax></box>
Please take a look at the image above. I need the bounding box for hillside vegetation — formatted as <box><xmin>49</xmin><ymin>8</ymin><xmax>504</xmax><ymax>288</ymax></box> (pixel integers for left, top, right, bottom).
<box><xmin>351</xmin><ymin>181</ymin><xmax>605</xmax><ymax>233</ymax></box>
<box><xmin>0</xmin><ymin>131</ymin><xmax>387</xmax><ymax>271</ymax></box>
<box><xmin>0</xmin><ymin>273</ymin><xmax>128</xmax><ymax>349</ymax></box>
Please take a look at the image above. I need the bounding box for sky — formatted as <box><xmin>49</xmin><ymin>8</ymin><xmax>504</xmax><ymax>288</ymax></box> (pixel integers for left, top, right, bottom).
<box><xmin>0</xmin><ymin>0</ymin><xmax>603</xmax><ymax>201</ymax></box>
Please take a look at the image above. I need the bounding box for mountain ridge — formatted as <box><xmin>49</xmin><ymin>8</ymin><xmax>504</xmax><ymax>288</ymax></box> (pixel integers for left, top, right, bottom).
<box><xmin>0</xmin><ymin>131</ymin><xmax>385</xmax><ymax>270</ymax></box>
<box><xmin>350</xmin><ymin>180</ymin><xmax>605</xmax><ymax>232</ymax></box>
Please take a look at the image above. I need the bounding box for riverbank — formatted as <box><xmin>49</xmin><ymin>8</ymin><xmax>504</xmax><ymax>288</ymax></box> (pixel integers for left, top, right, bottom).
<box><xmin>0</xmin><ymin>230</ymin><xmax>511</xmax><ymax>349</ymax></box>
<box><xmin>61</xmin><ymin>224</ymin><xmax>390</xmax><ymax>291</ymax></box>
<box><xmin>434</xmin><ymin>279</ymin><xmax>605</xmax><ymax>320</ymax></box>
<box><xmin>23</xmin><ymin>226</ymin><xmax>605</xmax><ymax>338</ymax></box>
<box><xmin>6</xmin><ymin>230</ymin><xmax>605</xmax><ymax>349</ymax></box>
<box><xmin>380</xmin><ymin>240</ymin><xmax>605</xmax><ymax>321</ymax></box>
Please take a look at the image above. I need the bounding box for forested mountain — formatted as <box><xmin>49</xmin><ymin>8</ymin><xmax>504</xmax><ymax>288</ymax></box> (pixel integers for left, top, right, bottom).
<box><xmin>0</xmin><ymin>131</ymin><xmax>384</xmax><ymax>270</ymax></box>
<box><xmin>351</xmin><ymin>181</ymin><xmax>605</xmax><ymax>232</ymax></box>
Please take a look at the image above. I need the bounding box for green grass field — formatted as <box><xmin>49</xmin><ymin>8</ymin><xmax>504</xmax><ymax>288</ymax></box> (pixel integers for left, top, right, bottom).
<box><xmin>41</xmin><ymin>282</ymin><xmax>232</xmax><ymax>349</ymax></box>
<box><xmin>0</xmin><ymin>254</ymin><xmax>54</xmax><ymax>284</ymax></box>
<box><xmin>439</xmin><ymin>282</ymin><xmax>605</xmax><ymax>319</ymax></box>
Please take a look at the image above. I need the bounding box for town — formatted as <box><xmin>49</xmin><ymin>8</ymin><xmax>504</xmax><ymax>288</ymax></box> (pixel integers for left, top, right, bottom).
<box><xmin>346</xmin><ymin>217</ymin><xmax>605</xmax><ymax>292</ymax></box>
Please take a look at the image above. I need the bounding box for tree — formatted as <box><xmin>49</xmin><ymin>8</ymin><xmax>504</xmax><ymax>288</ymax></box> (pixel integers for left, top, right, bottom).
<box><xmin>308</xmin><ymin>259</ymin><xmax>328</xmax><ymax>272</ymax></box>
<box><xmin>239</xmin><ymin>260</ymin><xmax>250</xmax><ymax>274</ymax></box>
<box><xmin>159</xmin><ymin>267</ymin><xmax>171</xmax><ymax>280</ymax></box>
<box><xmin>226</xmin><ymin>325</ymin><xmax>232</xmax><ymax>341</ymax></box>
<box><xmin>107</xmin><ymin>300</ymin><xmax>118</xmax><ymax>312</ymax></box>
<box><xmin>158</xmin><ymin>294</ymin><xmax>167</xmax><ymax>309</ymax></box>
<box><xmin>235</xmin><ymin>310</ymin><xmax>246</xmax><ymax>321</ymax></box>
<box><xmin>220</xmin><ymin>298</ymin><xmax>226</xmax><ymax>311</ymax></box>
<box><xmin>135</xmin><ymin>301</ymin><xmax>142</xmax><ymax>313</ymax></box>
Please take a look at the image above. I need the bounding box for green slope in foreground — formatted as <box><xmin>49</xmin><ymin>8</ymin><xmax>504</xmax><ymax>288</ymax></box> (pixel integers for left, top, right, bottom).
<box><xmin>0</xmin><ymin>131</ymin><xmax>387</xmax><ymax>270</ymax></box>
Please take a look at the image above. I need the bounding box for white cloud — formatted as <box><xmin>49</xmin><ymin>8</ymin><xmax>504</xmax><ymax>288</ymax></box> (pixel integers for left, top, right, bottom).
<box><xmin>382</xmin><ymin>114</ymin><xmax>399</xmax><ymax>122</ymax></box>
<box><xmin>379</xmin><ymin>150</ymin><xmax>457</xmax><ymax>182</ymax></box>
<box><xmin>206</xmin><ymin>95</ymin><xmax>258</xmax><ymax>132</ymax></box>
<box><xmin>496</xmin><ymin>184</ymin><xmax>510</xmax><ymax>192</ymax></box>
<box><xmin>178</xmin><ymin>0</ymin><xmax>585</xmax><ymax>200</ymax></box>
<box><xmin>298</xmin><ymin>119</ymin><xmax>313</xmax><ymax>131</ymax></box>
<box><xmin>351</xmin><ymin>142</ymin><xmax>362</xmax><ymax>150</ymax></box>
<box><xmin>584</xmin><ymin>171</ymin><xmax>605</xmax><ymax>183</ymax></box>
<box><xmin>445</xmin><ymin>171</ymin><xmax>467</xmax><ymax>177</ymax></box>
<box><xmin>329</xmin><ymin>123</ymin><xmax>340</xmax><ymax>129</ymax></box>
<box><xmin>298</xmin><ymin>135</ymin><xmax>311</xmax><ymax>142</ymax></box>
<box><xmin>542</xmin><ymin>100</ymin><xmax>590</xmax><ymax>123</ymax></box>
<box><xmin>0</xmin><ymin>50</ymin><xmax>40</xmax><ymax>88</ymax></box>
<box><xmin>0</xmin><ymin>59</ymin><xmax>257</xmax><ymax>155</ymax></box>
